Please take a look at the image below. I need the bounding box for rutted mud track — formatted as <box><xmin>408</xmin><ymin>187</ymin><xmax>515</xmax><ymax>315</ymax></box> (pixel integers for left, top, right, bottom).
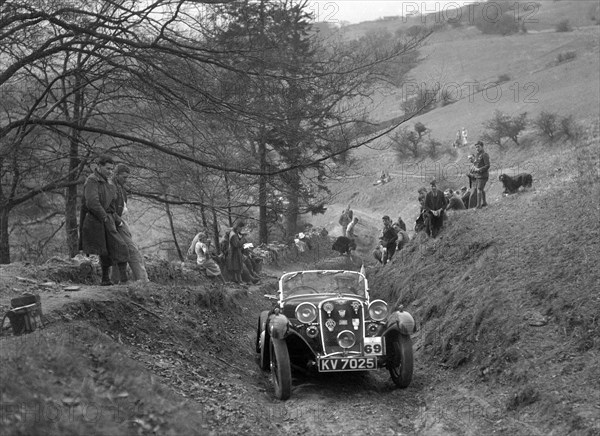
<box><xmin>50</xmin><ymin>280</ymin><xmax>538</xmax><ymax>436</ymax></box>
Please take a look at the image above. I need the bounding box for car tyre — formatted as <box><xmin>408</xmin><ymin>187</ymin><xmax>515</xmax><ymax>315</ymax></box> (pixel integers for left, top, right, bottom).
<box><xmin>270</xmin><ymin>337</ymin><xmax>291</xmax><ymax>400</ymax></box>
<box><xmin>388</xmin><ymin>335</ymin><xmax>413</xmax><ymax>388</ymax></box>
<box><xmin>256</xmin><ymin>311</ymin><xmax>269</xmax><ymax>353</ymax></box>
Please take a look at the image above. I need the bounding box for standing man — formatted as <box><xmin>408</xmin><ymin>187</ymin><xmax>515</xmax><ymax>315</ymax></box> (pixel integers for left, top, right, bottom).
<box><xmin>110</xmin><ymin>164</ymin><xmax>150</xmax><ymax>283</ymax></box>
<box><xmin>424</xmin><ymin>180</ymin><xmax>447</xmax><ymax>238</ymax></box>
<box><xmin>379</xmin><ymin>215</ymin><xmax>398</xmax><ymax>265</ymax></box>
<box><xmin>338</xmin><ymin>204</ymin><xmax>353</xmax><ymax>237</ymax></box>
<box><xmin>472</xmin><ymin>141</ymin><xmax>490</xmax><ymax>209</ymax></box>
<box><xmin>227</xmin><ymin>220</ymin><xmax>245</xmax><ymax>284</ymax></box>
<box><xmin>79</xmin><ymin>155</ymin><xmax>129</xmax><ymax>285</ymax></box>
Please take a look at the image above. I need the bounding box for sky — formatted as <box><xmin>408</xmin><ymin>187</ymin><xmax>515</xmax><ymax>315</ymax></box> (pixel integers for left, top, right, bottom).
<box><xmin>307</xmin><ymin>1</ymin><xmax>477</xmax><ymax>24</ymax></box>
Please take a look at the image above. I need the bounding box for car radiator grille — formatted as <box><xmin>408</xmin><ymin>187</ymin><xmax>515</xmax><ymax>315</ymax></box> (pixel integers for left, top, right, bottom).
<box><xmin>319</xmin><ymin>297</ymin><xmax>364</xmax><ymax>355</ymax></box>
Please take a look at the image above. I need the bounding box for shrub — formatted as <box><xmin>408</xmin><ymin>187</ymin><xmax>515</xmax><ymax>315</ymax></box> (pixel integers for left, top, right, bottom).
<box><xmin>402</xmin><ymin>85</ymin><xmax>437</xmax><ymax>116</ymax></box>
<box><xmin>415</xmin><ymin>122</ymin><xmax>427</xmax><ymax>137</ymax></box>
<box><xmin>497</xmin><ymin>73</ymin><xmax>511</xmax><ymax>84</ymax></box>
<box><xmin>426</xmin><ymin>137</ymin><xmax>443</xmax><ymax>159</ymax></box>
<box><xmin>481</xmin><ymin>110</ymin><xmax>528</xmax><ymax>147</ymax></box>
<box><xmin>391</xmin><ymin>126</ymin><xmax>421</xmax><ymax>159</ymax></box>
<box><xmin>559</xmin><ymin>115</ymin><xmax>580</xmax><ymax>140</ymax></box>
<box><xmin>556</xmin><ymin>51</ymin><xmax>576</xmax><ymax>64</ymax></box>
<box><xmin>475</xmin><ymin>12</ymin><xmax>519</xmax><ymax>35</ymax></box>
<box><xmin>556</xmin><ymin>19</ymin><xmax>572</xmax><ymax>32</ymax></box>
<box><xmin>534</xmin><ymin>111</ymin><xmax>559</xmax><ymax>140</ymax></box>
<box><xmin>391</xmin><ymin>123</ymin><xmax>437</xmax><ymax>159</ymax></box>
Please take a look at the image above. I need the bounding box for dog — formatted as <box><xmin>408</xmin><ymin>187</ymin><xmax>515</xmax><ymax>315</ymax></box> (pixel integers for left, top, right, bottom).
<box><xmin>499</xmin><ymin>173</ymin><xmax>533</xmax><ymax>194</ymax></box>
<box><xmin>332</xmin><ymin>236</ymin><xmax>356</xmax><ymax>255</ymax></box>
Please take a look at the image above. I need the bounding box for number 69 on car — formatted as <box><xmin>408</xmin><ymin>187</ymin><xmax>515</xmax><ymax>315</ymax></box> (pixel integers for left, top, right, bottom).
<box><xmin>256</xmin><ymin>270</ymin><xmax>417</xmax><ymax>400</ymax></box>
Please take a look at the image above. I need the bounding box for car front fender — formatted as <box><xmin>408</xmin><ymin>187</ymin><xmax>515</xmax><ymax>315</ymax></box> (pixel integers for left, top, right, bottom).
<box><xmin>383</xmin><ymin>310</ymin><xmax>416</xmax><ymax>337</ymax></box>
<box><xmin>269</xmin><ymin>314</ymin><xmax>290</xmax><ymax>340</ymax></box>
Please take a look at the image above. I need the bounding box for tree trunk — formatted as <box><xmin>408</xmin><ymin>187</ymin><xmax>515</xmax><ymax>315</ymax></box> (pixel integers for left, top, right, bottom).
<box><xmin>285</xmin><ymin>168</ymin><xmax>300</xmax><ymax>242</ymax></box>
<box><xmin>0</xmin><ymin>205</ymin><xmax>11</xmax><ymax>264</ymax></box>
<box><xmin>211</xmin><ymin>207</ymin><xmax>220</xmax><ymax>254</ymax></box>
<box><xmin>65</xmin><ymin>67</ymin><xmax>83</xmax><ymax>257</ymax></box>
<box><xmin>165</xmin><ymin>202</ymin><xmax>183</xmax><ymax>261</ymax></box>
<box><xmin>65</xmin><ymin>134</ymin><xmax>80</xmax><ymax>257</ymax></box>
<box><xmin>258</xmin><ymin>138</ymin><xmax>268</xmax><ymax>244</ymax></box>
<box><xmin>224</xmin><ymin>173</ymin><xmax>233</xmax><ymax>227</ymax></box>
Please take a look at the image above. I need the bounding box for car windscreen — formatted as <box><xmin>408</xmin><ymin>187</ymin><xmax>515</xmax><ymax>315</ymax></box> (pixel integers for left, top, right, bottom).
<box><xmin>280</xmin><ymin>271</ymin><xmax>367</xmax><ymax>298</ymax></box>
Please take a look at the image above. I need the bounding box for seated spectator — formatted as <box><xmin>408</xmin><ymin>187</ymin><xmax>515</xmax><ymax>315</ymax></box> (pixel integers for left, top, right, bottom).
<box><xmin>393</xmin><ymin>223</ymin><xmax>410</xmax><ymax>251</ymax></box>
<box><xmin>373</xmin><ymin>242</ymin><xmax>385</xmax><ymax>264</ymax></box>
<box><xmin>460</xmin><ymin>186</ymin><xmax>470</xmax><ymax>209</ymax></box>
<box><xmin>395</xmin><ymin>215</ymin><xmax>407</xmax><ymax>232</ymax></box>
<box><xmin>445</xmin><ymin>189</ymin><xmax>466</xmax><ymax>211</ymax></box>
<box><xmin>190</xmin><ymin>232</ymin><xmax>226</xmax><ymax>284</ymax></box>
<box><xmin>376</xmin><ymin>215</ymin><xmax>398</xmax><ymax>265</ymax></box>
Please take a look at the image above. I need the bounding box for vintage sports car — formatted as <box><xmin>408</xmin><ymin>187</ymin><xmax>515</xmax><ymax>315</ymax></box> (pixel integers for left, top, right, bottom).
<box><xmin>255</xmin><ymin>270</ymin><xmax>416</xmax><ymax>400</ymax></box>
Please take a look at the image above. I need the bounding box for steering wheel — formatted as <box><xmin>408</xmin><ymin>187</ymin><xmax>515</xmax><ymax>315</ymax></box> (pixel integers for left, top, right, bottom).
<box><xmin>290</xmin><ymin>286</ymin><xmax>318</xmax><ymax>295</ymax></box>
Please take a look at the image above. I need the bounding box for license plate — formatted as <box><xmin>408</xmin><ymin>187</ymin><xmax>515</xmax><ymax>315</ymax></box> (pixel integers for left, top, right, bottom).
<box><xmin>317</xmin><ymin>357</ymin><xmax>377</xmax><ymax>372</ymax></box>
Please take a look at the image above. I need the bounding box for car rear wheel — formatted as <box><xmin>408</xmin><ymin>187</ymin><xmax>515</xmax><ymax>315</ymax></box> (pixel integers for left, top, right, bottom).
<box><xmin>270</xmin><ymin>337</ymin><xmax>291</xmax><ymax>400</ymax></box>
<box><xmin>388</xmin><ymin>335</ymin><xmax>413</xmax><ymax>388</ymax></box>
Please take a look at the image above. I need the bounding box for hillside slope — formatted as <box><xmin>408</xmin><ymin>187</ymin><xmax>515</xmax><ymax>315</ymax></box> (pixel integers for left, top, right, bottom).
<box><xmin>360</xmin><ymin>127</ymin><xmax>600</xmax><ymax>434</ymax></box>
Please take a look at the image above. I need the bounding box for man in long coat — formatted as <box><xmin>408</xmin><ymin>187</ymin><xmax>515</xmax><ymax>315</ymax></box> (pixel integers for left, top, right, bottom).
<box><xmin>226</xmin><ymin>220</ymin><xmax>245</xmax><ymax>284</ymax></box>
<box><xmin>79</xmin><ymin>155</ymin><xmax>129</xmax><ymax>285</ymax></box>
<box><xmin>110</xmin><ymin>164</ymin><xmax>149</xmax><ymax>283</ymax></box>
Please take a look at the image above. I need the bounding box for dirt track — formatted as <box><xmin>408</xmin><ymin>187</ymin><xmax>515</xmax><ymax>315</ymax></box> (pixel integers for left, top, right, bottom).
<box><xmin>0</xmin><ymin>259</ymin><xmax>578</xmax><ymax>436</ymax></box>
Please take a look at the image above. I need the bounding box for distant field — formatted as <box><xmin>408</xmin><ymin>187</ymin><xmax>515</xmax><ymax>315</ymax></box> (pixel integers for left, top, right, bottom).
<box><xmin>338</xmin><ymin>0</ymin><xmax>598</xmax><ymax>39</ymax></box>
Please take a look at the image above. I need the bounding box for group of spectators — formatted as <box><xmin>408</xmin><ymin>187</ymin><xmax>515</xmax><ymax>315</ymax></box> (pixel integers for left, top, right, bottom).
<box><xmin>80</xmin><ymin>154</ymin><xmax>262</xmax><ymax>287</ymax></box>
<box><xmin>415</xmin><ymin>140</ymin><xmax>491</xmax><ymax>238</ymax></box>
<box><xmin>373</xmin><ymin>215</ymin><xmax>409</xmax><ymax>265</ymax></box>
<box><xmin>188</xmin><ymin>220</ymin><xmax>263</xmax><ymax>286</ymax></box>
<box><xmin>332</xmin><ymin>140</ymin><xmax>491</xmax><ymax>266</ymax></box>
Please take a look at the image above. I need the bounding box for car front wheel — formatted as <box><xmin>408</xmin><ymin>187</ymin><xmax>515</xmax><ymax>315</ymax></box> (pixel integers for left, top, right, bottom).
<box><xmin>388</xmin><ymin>335</ymin><xmax>413</xmax><ymax>388</ymax></box>
<box><xmin>270</xmin><ymin>337</ymin><xmax>291</xmax><ymax>400</ymax></box>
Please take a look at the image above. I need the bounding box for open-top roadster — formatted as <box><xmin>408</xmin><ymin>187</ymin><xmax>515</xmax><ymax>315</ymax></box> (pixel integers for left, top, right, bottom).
<box><xmin>256</xmin><ymin>270</ymin><xmax>416</xmax><ymax>400</ymax></box>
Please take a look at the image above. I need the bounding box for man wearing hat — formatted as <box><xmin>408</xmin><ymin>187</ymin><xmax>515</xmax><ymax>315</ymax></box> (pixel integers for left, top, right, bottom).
<box><xmin>470</xmin><ymin>141</ymin><xmax>490</xmax><ymax>209</ymax></box>
<box><xmin>110</xmin><ymin>163</ymin><xmax>149</xmax><ymax>283</ymax></box>
<box><xmin>423</xmin><ymin>180</ymin><xmax>447</xmax><ymax>238</ymax></box>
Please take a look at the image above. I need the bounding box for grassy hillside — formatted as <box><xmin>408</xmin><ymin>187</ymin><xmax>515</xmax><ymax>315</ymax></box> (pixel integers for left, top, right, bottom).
<box><xmin>338</xmin><ymin>0</ymin><xmax>598</xmax><ymax>40</ymax></box>
<box><xmin>364</xmin><ymin>126</ymin><xmax>599</xmax><ymax>434</ymax></box>
<box><xmin>308</xmin><ymin>8</ymin><xmax>600</xmax><ymax>432</ymax></box>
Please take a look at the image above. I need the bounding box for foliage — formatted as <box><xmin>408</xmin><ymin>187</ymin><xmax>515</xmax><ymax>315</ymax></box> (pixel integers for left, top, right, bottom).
<box><xmin>559</xmin><ymin>115</ymin><xmax>581</xmax><ymax>141</ymax></box>
<box><xmin>555</xmin><ymin>19</ymin><xmax>573</xmax><ymax>32</ymax></box>
<box><xmin>402</xmin><ymin>84</ymin><xmax>438</xmax><ymax>116</ymax></box>
<box><xmin>391</xmin><ymin>122</ymin><xmax>446</xmax><ymax>160</ymax></box>
<box><xmin>556</xmin><ymin>50</ymin><xmax>577</xmax><ymax>64</ymax></box>
<box><xmin>481</xmin><ymin>110</ymin><xmax>528</xmax><ymax>147</ymax></box>
<box><xmin>475</xmin><ymin>12</ymin><xmax>519</xmax><ymax>35</ymax></box>
<box><xmin>534</xmin><ymin>111</ymin><xmax>559</xmax><ymax>141</ymax></box>
<box><xmin>497</xmin><ymin>73</ymin><xmax>511</xmax><ymax>84</ymax></box>
<box><xmin>0</xmin><ymin>0</ymin><xmax>429</xmax><ymax>262</ymax></box>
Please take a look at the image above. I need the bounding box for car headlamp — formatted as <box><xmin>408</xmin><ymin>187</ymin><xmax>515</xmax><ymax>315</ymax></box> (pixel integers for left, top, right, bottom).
<box><xmin>306</xmin><ymin>325</ymin><xmax>319</xmax><ymax>338</ymax></box>
<box><xmin>337</xmin><ymin>330</ymin><xmax>356</xmax><ymax>349</ymax></box>
<box><xmin>368</xmin><ymin>300</ymin><xmax>389</xmax><ymax>321</ymax></box>
<box><xmin>295</xmin><ymin>302</ymin><xmax>318</xmax><ymax>324</ymax></box>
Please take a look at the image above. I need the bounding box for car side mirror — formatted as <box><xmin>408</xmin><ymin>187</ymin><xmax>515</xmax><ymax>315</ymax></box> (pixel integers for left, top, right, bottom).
<box><xmin>263</xmin><ymin>294</ymin><xmax>278</xmax><ymax>301</ymax></box>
